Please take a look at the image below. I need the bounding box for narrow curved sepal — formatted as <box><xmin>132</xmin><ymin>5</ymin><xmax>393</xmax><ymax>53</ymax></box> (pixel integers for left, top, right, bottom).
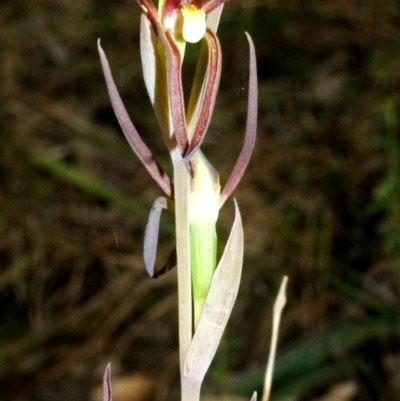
<box><xmin>220</xmin><ymin>32</ymin><xmax>258</xmax><ymax>207</ymax></box>
<box><xmin>205</xmin><ymin>3</ymin><xmax>224</xmax><ymax>33</ymax></box>
<box><xmin>135</xmin><ymin>0</ymin><xmax>159</xmax><ymax>26</ymax></box>
<box><xmin>157</xmin><ymin>28</ymin><xmax>190</xmax><ymax>155</ymax></box>
<box><xmin>103</xmin><ymin>363</ymin><xmax>112</xmax><ymax>401</ymax></box>
<box><xmin>143</xmin><ymin>196</ymin><xmax>176</xmax><ymax>278</ymax></box>
<box><xmin>184</xmin><ymin>29</ymin><xmax>222</xmax><ymax>160</ymax></box>
<box><xmin>98</xmin><ymin>40</ymin><xmax>173</xmax><ymax>199</ymax></box>
<box><xmin>183</xmin><ymin>199</ymin><xmax>243</xmax><ymax>385</ymax></box>
<box><xmin>140</xmin><ymin>15</ymin><xmax>175</xmax><ymax>145</ymax></box>
<box><xmin>203</xmin><ymin>0</ymin><xmax>228</xmax><ymax>15</ymax></box>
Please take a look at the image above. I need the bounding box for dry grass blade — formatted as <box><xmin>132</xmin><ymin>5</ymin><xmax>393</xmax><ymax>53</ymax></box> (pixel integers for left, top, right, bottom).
<box><xmin>262</xmin><ymin>276</ymin><xmax>288</xmax><ymax>401</ymax></box>
<box><xmin>249</xmin><ymin>392</ymin><xmax>257</xmax><ymax>401</ymax></box>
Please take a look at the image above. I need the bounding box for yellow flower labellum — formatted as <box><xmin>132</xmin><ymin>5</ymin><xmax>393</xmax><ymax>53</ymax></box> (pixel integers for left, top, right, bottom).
<box><xmin>181</xmin><ymin>4</ymin><xmax>206</xmax><ymax>43</ymax></box>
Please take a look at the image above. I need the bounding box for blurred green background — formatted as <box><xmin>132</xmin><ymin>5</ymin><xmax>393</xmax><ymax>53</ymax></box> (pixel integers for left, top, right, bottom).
<box><xmin>1</xmin><ymin>1</ymin><xmax>400</xmax><ymax>400</ymax></box>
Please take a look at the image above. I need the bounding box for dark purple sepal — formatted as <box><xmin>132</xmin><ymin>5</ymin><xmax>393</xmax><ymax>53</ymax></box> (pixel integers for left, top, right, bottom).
<box><xmin>184</xmin><ymin>29</ymin><xmax>222</xmax><ymax>160</ymax></box>
<box><xmin>157</xmin><ymin>28</ymin><xmax>190</xmax><ymax>155</ymax></box>
<box><xmin>98</xmin><ymin>40</ymin><xmax>173</xmax><ymax>199</ymax></box>
<box><xmin>103</xmin><ymin>363</ymin><xmax>112</xmax><ymax>401</ymax></box>
<box><xmin>220</xmin><ymin>32</ymin><xmax>258</xmax><ymax>207</ymax></box>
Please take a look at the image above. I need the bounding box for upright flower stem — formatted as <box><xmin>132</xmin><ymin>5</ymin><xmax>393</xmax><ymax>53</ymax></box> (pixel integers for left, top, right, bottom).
<box><xmin>171</xmin><ymin>148</ymin><xmax>193</xmax><ymax>374</ymax></box>
<box><xmin>182</xmin><ymin>377</ymin><xmax>201</xmax><ymax>401</ymax></box>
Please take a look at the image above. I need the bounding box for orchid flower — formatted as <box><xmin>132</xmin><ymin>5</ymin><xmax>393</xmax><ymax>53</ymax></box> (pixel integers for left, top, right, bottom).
<box><xmin>98</xmin><ymin>1</ymin><xmax>265</xmax><ymax>401</ymax></box>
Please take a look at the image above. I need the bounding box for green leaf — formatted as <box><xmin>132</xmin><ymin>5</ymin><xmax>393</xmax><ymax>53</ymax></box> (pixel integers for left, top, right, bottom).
<box><xmin>183</xmin><ymin>200</ymin><xmax>243</xmax><ymax>388</ymax></box>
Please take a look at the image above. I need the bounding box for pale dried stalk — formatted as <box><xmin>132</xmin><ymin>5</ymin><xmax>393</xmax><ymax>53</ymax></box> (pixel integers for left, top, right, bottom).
<box><xmin>262</xmin><ymin>276</ymin><xmax>288</xmax><ymax>401</ymax></box>
<box><xmin>172</xmin><ymin>149</ymin><xmax>193</xmax><ymax>375</ymax></box>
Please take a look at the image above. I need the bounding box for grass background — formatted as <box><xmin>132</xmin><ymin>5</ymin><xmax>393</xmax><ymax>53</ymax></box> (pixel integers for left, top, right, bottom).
<box><xmin>1</xmin><ymin>0</ymin><xmax>400</xmax><ymax>400</ymax></box>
